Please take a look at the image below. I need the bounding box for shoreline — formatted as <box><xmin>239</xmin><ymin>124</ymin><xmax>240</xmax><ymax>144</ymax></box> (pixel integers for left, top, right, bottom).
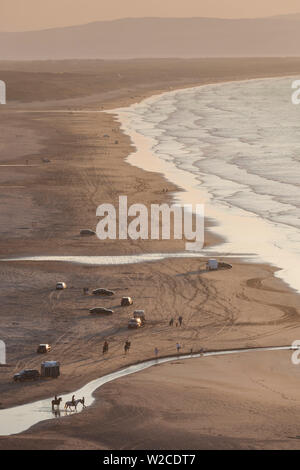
<box><xmin>111</xmin><ymin>75</ymin><xmax>300</xmax><ymax>295</ymax></box>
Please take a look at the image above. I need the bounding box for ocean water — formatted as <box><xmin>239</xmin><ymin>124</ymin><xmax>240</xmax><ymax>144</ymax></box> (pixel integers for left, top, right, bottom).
<box><xmin>113</xmin><ymin>77</ymin><xmax>300</xmax><ymax>293</ymax></box>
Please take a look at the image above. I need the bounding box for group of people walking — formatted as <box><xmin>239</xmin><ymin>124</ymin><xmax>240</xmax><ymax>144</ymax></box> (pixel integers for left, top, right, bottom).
<box><xmin>102</xmin><ymin>338</ymin><xmax>183</xmax><ymax>358</ymax></box>
<box><xmin>169</xmin><ymin>315</ymin><xmax>183</xmax><ymax>327</ymax></box>
<box><xmin>102</xmin><ymin>340</ymin><xmax>131</xmax><ymax>355</ymax></box>
<box><xmin>102</xmin><ymin>315</ymin><xmax>185</xmax><ymax>359</ymax></box>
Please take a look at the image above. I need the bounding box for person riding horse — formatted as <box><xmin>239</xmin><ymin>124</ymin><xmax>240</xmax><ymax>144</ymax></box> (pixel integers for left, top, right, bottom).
<box><xmin>51</xmin><ymin>395</ymin><xmax>62</xmax><ymax>409</ymax></box>
<box><xmin>64</xmin><ymin>397</ymin><xmax>86</xmax><ymax>411</ymax></box>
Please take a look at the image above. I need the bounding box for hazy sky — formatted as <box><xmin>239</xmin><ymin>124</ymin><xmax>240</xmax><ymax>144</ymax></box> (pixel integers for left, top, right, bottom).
<box><xmin>2</xmin><ymin>0</ymin><xmax>300</xmax><ymax>31</ymax></box>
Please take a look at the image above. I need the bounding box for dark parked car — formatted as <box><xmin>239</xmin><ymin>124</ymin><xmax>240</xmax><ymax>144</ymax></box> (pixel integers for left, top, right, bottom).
<box><xmin>13</xmin><ymin>369</ymin><xmax>40</xmax><ymax>382</ymax></box>
<box><xmin>92</xmin><ymin>288</ymin><xmax>115</xmax><ymax>296</ymax></box>
<box><xmin>89</xmin><ymin>307</ymin><xmax>114</xmax><ymax>315</ymax></box>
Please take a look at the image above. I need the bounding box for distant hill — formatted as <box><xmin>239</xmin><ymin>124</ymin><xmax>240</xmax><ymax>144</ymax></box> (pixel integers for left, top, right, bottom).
<box><xmin>1</xmin><ymin>16</ymin><xmax>300</xmax><ymax>60</ymax></box>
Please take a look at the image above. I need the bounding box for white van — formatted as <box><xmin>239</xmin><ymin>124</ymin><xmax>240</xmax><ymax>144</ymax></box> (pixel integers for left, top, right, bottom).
<box><xmin>133</xmin><ymin>310</ymin><xmax>146</xmax><ymax>324</ymax></box>
<box><xmin>56</xmin><ymin>282</ymin><xmax>67</xmax><ymax>290</ymax></box>
<box><xmin>206</xmin><ymin>259</ymin><xmax>218</xmax><ymax>271</ymax></box>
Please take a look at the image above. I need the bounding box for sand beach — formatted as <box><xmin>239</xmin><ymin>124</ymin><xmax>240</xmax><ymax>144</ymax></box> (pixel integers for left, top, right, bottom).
<box><xmin>1</xmin><ymin>58</ymin><xmax>300</xmax><ymax>449</ymax></box>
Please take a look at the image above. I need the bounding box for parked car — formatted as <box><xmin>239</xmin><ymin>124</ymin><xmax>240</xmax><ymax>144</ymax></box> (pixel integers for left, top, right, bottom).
<box><xmin>56</xmin><ymin>282</ymin><xmax>67</xmax><ymax>290</ymax></box>
<box><xmin>37</xmin><ymin>344</ymin><xmax>51</xmax><ymax>354</ymax></box>
<box><xmin>90</xmin><ymin>307</ymin><xmax>114</xmax><ymax>315</ymax></box>
<box><xmin>128</xmin><ymin>318</ymin><xmax>142</xmax><ymax>329</ymax></box>
<box><xmin>218</xmin><ymin>262</ymin><xmax>233</xmax><ymax>269</ymax></box>
<box><xmin>133</xmin><ymin>310</ymin><xmax>146</xmax><ymax>324</ymax></box>
<box><xmin>121</xmin><ymin>296</ymin><xmax>133</xmax><ymax>306</ymax></box>
<box><xmin>80</xmin><ymin>229</ymin><xmax>96</xmax><ymax>236</ymax></box>
<box><xmin>13</xmin><ymin>369</ymin><xmax>40</xmax><ymax>382</ymax></box>
<box><xmin>92</xmin><ymin>288</ymin><xmax>115</xmax><ymax>296</ymax></box>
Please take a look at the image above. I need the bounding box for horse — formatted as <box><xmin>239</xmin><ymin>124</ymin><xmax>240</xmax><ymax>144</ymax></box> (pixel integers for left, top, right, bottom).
<box><xmin>51</xmin><ymin>397</ymin><xmax>62</xmax><ymax>409</ymax></box>
<box><xmin>64</xmin><ymin>397</ymin><xmax>86</xmax><ymax>411</ymax></box>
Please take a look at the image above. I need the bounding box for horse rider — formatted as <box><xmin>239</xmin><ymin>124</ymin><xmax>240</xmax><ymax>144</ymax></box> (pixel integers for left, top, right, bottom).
<box><xmin>71</xmin><ymin>395</ymin><xmax>76</xmax><ymax>405</ymax></box>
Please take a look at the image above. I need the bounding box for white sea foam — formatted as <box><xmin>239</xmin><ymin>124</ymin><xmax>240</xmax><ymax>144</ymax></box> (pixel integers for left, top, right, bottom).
<box><xmin>112</xmin><ymin>77</ymin><xmax>300</xmax><ymax>293</ymax></box>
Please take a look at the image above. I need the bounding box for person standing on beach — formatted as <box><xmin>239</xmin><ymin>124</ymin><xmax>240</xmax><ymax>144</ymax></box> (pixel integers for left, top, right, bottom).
<box><xmin>154</xmin><ymin>347</ymin><xmax>159</xmax><ymax>357</ymax></box>
<box><xmin>178</xmin><ymin>316</ymin><xmax>183</xmax><ymax>327</ymax></box>
<box><xmin>169</xmin><ymin>318</ymin><xmax>174</xmax><ymax>326</ymax></box>
<box><xmin>103</xmin><ymin>341</ymin><xmax>108</xmax><ymax>355</ymax></box>
<box><xmin>176</xmin><ymin>343</ymin><xmax>181</xmax><ymax>353</ymax></box>
<box><xmin>124</xmin><ymin>340</ymin><xmax>131</xmax><ymax>354</ymax></box>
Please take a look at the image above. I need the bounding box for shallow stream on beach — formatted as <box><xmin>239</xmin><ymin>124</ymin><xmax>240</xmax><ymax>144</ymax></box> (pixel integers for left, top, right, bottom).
<box><xmin>0</xmin><ymin>346</ymin><xmax>294</xmax><ymax>436</ymax></box>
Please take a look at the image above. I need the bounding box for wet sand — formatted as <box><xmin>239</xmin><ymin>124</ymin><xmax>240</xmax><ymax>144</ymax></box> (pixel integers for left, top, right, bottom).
<box><xmin>1</xmin><ymin>59</ymin><xmax>300</xmax><ymax>449</ymax></box>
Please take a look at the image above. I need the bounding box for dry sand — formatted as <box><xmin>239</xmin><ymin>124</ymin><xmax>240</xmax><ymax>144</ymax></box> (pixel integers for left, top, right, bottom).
<box><xmin>1</xmin><ymin>59</ymin><xmax>300</xmax><ymax>449</ymax></box>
